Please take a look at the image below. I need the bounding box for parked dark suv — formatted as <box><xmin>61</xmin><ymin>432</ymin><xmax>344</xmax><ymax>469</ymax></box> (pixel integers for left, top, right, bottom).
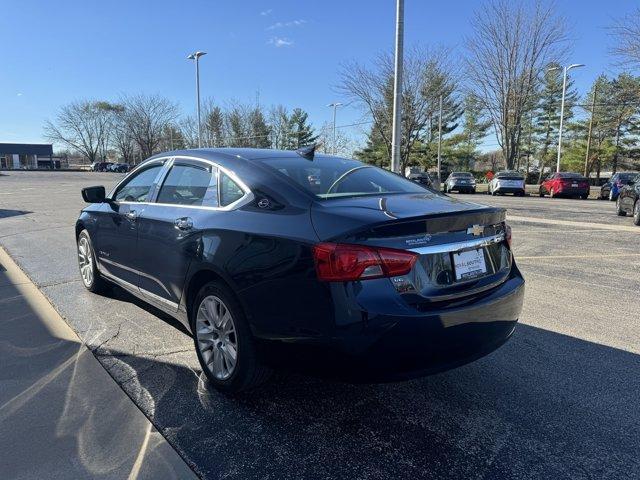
<box><xmin>76</xmin><ymin>148</ymin><xmax>525</xmax><ymax>392</ymax></box>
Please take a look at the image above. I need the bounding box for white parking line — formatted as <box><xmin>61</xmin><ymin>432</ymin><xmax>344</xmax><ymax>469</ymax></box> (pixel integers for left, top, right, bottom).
<box><xmin>507</xmin><ymin>215</ymin><xmax>639</xmax><ymax>233</ymax></box>
<box><xmin>517</xmin><ymin>253</ymin><xmax>640</xmax><ymax>260</ymax></box>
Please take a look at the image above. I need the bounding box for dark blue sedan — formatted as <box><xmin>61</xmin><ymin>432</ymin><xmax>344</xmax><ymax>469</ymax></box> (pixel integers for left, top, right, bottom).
<box><xmin>76</xmin><ymin>147</ymin><xmax>525</xmax><ymax>392</ymax></box>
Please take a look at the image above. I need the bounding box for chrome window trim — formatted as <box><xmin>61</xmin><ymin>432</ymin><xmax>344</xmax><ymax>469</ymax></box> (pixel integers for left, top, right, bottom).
<box><xmin>111</xmin><ymin>154</ymin><xmax>254</xmax><ymax>212</ymax></box>
<box><xmin>108</xmin><ymin>157</ymin><xmax>173</xmax><ymax>200</ymax></box>
<box><xmin>409</xmin><ymin>233</ymin><xmax>505</xmax><ymax>255</ymax></box>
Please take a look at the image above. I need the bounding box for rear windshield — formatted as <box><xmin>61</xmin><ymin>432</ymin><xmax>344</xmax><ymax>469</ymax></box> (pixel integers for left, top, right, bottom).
<box><xmin>258</xmin><ymin>156</ymin><xmax>426</xmax><ymax>199</ymax></box>
<box><xmin>558</xmin><ymin>173</ymin><xmax>585</xmax><ymax>179</ymax></box>
<box><xmin>451</xmin><ymin>172</ymin><xmax>473</xmax><ymax>178</ymax></box>
<box><xmin>496</xmin><ymin>171</ymin><xmax>524</xmax><ymax>179</ymax></box>
<box><xmin>618</xmin><ymin>173</ymin><xmax>636</xmax><ymax>181</ymax></box>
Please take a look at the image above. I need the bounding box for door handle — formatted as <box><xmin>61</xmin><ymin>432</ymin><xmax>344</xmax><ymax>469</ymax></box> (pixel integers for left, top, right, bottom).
<box><xmin>174</xmin><ymin>217</ymin><xmax>194</xmax><ymax>231</ymax></box>
<box><xmin>125</xmin><ymin>210</ymin><xmax>137</xmax><ymax>221</ymax></box>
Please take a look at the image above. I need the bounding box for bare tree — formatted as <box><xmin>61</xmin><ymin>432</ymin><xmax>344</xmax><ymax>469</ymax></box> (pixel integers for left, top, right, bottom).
<box><xmin>339</xmin><ymin>47</ymin><xmax>460</xmax><ymax>174</ymax></box>
<box><xmin>610</xmin><ymin>8</ymin><xmax>640</xmax><ymax>69</ymax></box>
<box><xmin>43</xmin><ymin>100</ymin><xmax>116</xmax><ymax>164</ymax></box>
<box><xmin>119</xmin><ymin>94</ymin><xmax>179</xmax><ymax>158</ymax></box>
<box><xmin>465</xmin><ymin>0</ymin><xmax>568</xmax><ymax>169</ymax></box>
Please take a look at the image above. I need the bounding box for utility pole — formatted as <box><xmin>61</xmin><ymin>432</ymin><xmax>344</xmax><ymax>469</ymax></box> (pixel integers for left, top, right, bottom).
<box><xmin>550</xmin><ymin>63</ymin><xmax>584</xmax><ymax>172</ymax></box>
<box><xmin>583</xmin><ymin>82</ymin><xmax>598</xmax><ymax>178</ymax></box>
<box><xmin>437</xmin><ymin>94</ymin><xmax>443</xmax><ymax>183</ymax></box>
<box><xmin>187</xmin><ymin>51</ymin><xmax>207</xmax><ymax>148</ymax></box>
<box><xmin>390</xmin><ymin>0</ymin><xmax>404</xmax><ymax>174</ymax></box>
<box><xmin>327</xmin><ymin>102</ymin><xmax>343</xmax><ymax>155</ymax></box>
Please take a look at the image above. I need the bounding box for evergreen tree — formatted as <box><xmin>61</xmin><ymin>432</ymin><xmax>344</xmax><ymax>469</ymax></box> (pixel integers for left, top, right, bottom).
<box><xmin>205</xmin><ymin>106</ymin><xmax>225</xmax><ymax>147</ymax></box>
<box><xmin>288</xmin><ymin>108</ymin><xmax>318</xmax><ymax>148</ymax></box>
<box><xmin>249</xmin><ymin>107</ymin><xmax>271</xmax><ymax>148</ymax></box>
<box><xmin>534</xmin><ymin>62</ymin><xmax>577</xmax><ymax>181</ymax></box>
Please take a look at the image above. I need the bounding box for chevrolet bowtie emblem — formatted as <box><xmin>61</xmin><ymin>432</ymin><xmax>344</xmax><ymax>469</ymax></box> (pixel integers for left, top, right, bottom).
<box><xmin>467</xmin><ymin>224</ymin><xmax>484</xmax><ymax>236</ymax></box>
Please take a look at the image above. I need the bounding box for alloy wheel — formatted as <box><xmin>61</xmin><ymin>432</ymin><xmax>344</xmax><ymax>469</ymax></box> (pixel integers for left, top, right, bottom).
<box><xmin>78</xmin><ymin>236</ymin><xmax>94</xmax><ymax>287</ymax></box>
<box><xmin>195</xmin><ymin>295</ymin><xmax>238</xmax><ymax>380</ymax></box>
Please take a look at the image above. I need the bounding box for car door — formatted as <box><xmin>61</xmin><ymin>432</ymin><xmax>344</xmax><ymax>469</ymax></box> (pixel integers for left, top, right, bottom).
<box><xmin>135</xmin><ymin>158</ymin><xmax>221</xmax><ymax>310</ymax></box>
<box><xmin>95</xmin><ymin>160</ymin><xmax>166</xmax><ymax>289</ymax></box>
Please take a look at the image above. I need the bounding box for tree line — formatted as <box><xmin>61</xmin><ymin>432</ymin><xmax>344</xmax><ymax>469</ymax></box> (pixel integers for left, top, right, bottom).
<box><xmin>341</xmin><ymin>0</ymin><xmax>640</xmax><ymax>178</ymax></box>
<box><xmin>44</xmin><ymin>95</ymin><xmax>340</xmax><ymax>165</ymax></box>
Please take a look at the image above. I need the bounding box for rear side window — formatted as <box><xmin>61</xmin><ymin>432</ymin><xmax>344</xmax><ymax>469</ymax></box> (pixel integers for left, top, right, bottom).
<box><xmin>157</xmin><ymin>163</ymin><xmax>218</xmax><ymax>207</ymax></box>
<box><xmin>114</xmin><ymin>164</ymin><xmax>163</xmax><ymax>202</ymax></box>
<box><xmin>259</xmin><ymin>156</ymin><xmax>425</xmax><ymax>199</ymax></box>
<box><xmin>220</xmin><ymin>173</ymin><xmax>245</xmax><ymax>206</ymax></box>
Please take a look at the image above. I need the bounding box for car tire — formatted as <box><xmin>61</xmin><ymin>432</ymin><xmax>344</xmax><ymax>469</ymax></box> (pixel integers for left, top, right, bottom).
<box><xmin>616</xmin><ymin>197</ymin><xmax>627</xmax><ymax>216</ymax></box>
<box><xmin>633</xmin><ymin>201</ymin><xmax>640</xmax><ymax>226</ymax></box>
<box><xmin>580</xmin><ymin>194</ymin><xmax>588</xmax><ymax>200</ymax></box>
<box><xmin>191</xmin><ymin>281</ymin><xmax>272</xmax><ymax>393</ymax></box>
<box><xmin>77</xmin><ymin>230</ymin><xmax>108</xmax><ymax>294</ymax></box>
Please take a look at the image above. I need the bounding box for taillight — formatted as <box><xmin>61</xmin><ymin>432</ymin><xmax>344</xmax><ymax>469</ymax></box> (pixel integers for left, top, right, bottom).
<box><xmin>505</xmin><ymin>224</ymin><xmax>512</xmax><ymax>248</ymax></box>
<box><xmin>312</xmin><ymin>243</ymin><xmax>418</xmax><ymax>282</ymax></box>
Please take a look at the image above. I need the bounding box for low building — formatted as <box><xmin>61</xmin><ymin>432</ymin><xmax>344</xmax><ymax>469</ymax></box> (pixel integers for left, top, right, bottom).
<box><xmin>0</xmin><ymin>143</ymin><xmax>54</xmax><ymax>169</ymax></box>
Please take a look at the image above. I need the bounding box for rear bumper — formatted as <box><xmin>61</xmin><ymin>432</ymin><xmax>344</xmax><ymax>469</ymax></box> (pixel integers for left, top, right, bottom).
<box><xmin>494</xmin><ymin>186</ymin><xmax>525</xmax><ymax>194</ymax></box>
<box><xmin>259</xmin><ymin>265</ymin><xmax>525</xmax><ymax>381</ymax></box>
<box><xmin>449</xmin><ymin>184</ymin><xmax>476</xmax><ymax>192</ymax></box>
<box><xmin>556</xmin><ymin>186</ymin><xmax>590</xmax><ymax>196</ymax></box>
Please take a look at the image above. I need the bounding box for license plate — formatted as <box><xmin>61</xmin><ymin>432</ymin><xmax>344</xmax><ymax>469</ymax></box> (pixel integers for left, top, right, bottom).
<box><xmin>453</xmin><ymin>248</ymin><xmax>487</xmax><ymax>281</ymax></box>
<box><xmin>572</xmin><ymin>183</ymin><xmax>578</xmax><ymax>187</ymax></box>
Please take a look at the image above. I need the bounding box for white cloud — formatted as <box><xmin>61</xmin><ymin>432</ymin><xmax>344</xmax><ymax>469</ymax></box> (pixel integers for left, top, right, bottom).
<box><xmin>268</xmin><ymin>37</ymin><xmax>294</xmax><ymax>48</ymax></box>
<box><xmin>16</xmin><ymin>93</ymin><xmax>23</xmax><ymax>96</ymax></box>
<box><xmin>267</xmin><ymin>19</ymin><xmax>306</xmax><ymax>30</ymax></box>
<box><xmin>260</xmin><ymin>9</ymin><xmax>272</xmax><ymax>16</ymax></box>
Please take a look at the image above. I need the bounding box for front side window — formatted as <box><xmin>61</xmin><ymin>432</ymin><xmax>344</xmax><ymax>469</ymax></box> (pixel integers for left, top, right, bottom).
<box><xmin>259</xmin><ymin>156</ymin><xmax>425</xmax><ymax>199</ymax></box>
<box><xmin>157</xmin><ymin>163</ymin><xmax>218</xmax><ymax>207</ymax></box>
<box><xmin>220</xmin><ymin>173</ymin><xmax>245</xmax><ymax>206</ymax></box>
<box><xmin>113</xmin><ymin>164</ymin><xmax>163</xmax><ymax>202</ymax></box>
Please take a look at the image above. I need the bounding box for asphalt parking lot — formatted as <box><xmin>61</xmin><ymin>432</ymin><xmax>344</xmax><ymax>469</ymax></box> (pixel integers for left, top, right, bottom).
<box><xmin>1</xmin><ymin>171</ymin><xmax>639</xmax><ymax>479</ymax></box>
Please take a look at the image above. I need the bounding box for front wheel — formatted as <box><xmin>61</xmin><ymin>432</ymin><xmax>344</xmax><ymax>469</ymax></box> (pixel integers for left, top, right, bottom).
<box><xmin>192</xmin><ymin>281</ymin><xmax>272</xmax><ymax>393</ymax></box>
<box><xmin>77</xmin><ymin>230</ymin><xmax>108</xmax><ymax>293</ymax></box>
<box><xmin>616</xmin><ymin>197</ymin><xmax>627</xmax><ymax>216</ymax></box>
<box><xmin>633</xmin><ymin>200</ymin><xmax>640</xmax><ymax>226</ymax></box>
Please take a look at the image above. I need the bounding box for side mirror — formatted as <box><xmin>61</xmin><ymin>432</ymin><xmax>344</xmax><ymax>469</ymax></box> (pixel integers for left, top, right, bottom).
<box><xmin>82</xmin><ymin>186</ymin><xmax>106</xmax><ymax>203</ymax></box>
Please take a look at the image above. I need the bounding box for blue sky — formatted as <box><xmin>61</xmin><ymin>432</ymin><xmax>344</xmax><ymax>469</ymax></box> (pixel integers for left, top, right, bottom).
<box><xmin>0</xmin><ymin>0</ymin><xmax>637</xmax><ymax>150</ymax></box>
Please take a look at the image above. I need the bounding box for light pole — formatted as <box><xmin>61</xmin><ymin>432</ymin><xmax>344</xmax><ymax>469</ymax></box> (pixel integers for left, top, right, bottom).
<box><xmin>390</xmin><ymin>0</ymin><xmax>404</xmax><ymax>174</ymax></box>
<box><xmin>549</xmin><ymin>63</ymin><xmax>584</xmax><ymax>172</ymax></box>
<box><xmin>327</xmin><ymin>102</ymin><xmax>343</xmax><ymax>154</ymax></box>
<box><xmin>187</xmin><ymin>51</ymin><xmax>207</xmax><ymax>148</ymax></box>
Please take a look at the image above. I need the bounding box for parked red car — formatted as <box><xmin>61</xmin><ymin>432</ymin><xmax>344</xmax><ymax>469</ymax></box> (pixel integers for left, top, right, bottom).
<box><xmin>539</xmin><ymin>172</ymin><xmax>590</xmax><ymax>199</ymax></box>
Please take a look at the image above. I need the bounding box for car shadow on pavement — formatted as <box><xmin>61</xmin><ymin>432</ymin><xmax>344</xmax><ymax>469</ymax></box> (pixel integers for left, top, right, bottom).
<box><xmin>0</xmin><ymin>209</ymin><xmax>32</xmax><ymax>219</ymax></box>
<box><xmin>93</xmin><ymin>320</ymin><xmax>640</xmax><ymax>480</ymax></box>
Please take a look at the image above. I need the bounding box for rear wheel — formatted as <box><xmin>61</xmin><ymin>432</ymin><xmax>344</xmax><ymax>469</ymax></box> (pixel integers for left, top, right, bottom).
<box><xmin>616</xmin><ymin>197</ymin><xmax>627</xmax><ymax>216</ymax></box>
<box><xmin>633</xmin><ymin>200</ymin><xmax>640</xmax><ymax>226</ymax></box>
<box><xmin>191</xmin><ymin>281</ymin><xmax>271</xmax><ymax>393</ymax></box>
<box><xmin>77</xmin><ymin>230</ymin><xmax>108</xmax><ymax>293</ymax></box>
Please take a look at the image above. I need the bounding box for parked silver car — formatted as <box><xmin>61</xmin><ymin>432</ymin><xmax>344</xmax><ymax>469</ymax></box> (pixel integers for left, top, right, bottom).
<box><xmin>444</xmin><ymin>172</ymin><xmax>476</xmax><ymax>194</ymax></box>
<box><xmin>488</xmin><ymin>171</ymin><xmax>526</xmax><ymax>196</ymax></box>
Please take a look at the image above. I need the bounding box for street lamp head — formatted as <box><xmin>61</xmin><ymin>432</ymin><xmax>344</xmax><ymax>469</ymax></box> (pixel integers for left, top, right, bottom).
<box><xmin>568</xmin><ymin>63</ymin><xmax>585</xmax><ymax>70</ymax></box>
<box><xmin>187</xmin><ymin>51</ymin><xmax>207</xmax><ymax>60</ymax></box>
<box><xmin>327</xmin><ymin>102</ymin><xmax>343</xmax><ymax>108</ymax></box>
<box><xmin>547</xmin><ymin>66</ymin><xmax>561</xmax><ymax>72</ymax></box>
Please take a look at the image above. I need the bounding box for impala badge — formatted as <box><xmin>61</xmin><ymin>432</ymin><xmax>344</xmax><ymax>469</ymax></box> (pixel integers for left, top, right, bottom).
<box><xmin>467</xmin><ymin>224</ymin><xmax>484</xmax><ymax>236</ymax></box>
